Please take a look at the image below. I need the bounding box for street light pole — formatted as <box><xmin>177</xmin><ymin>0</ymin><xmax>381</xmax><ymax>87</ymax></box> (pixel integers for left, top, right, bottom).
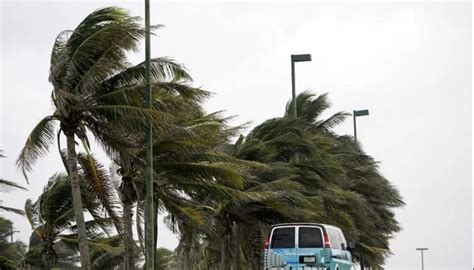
<box><xmin>416</xmin><ymin>248</ymin><xmax>428</xmax><ymax>270</ymax></box>
<box><xmin>291</xmin><ymin>59</ymin><xmax>295</xmax><ymax>118</ymax></box>
<box><xmin>353</xmin><ymin>110</ymin><xmax>357</xmax><ymax>141</ymax></box>
<box><xmin>291</xmin><ymin>54</ymin><xmax>311</xmax><ymax>118</ymax></box>
<box><xmin>144</xmin><ymin>0</ymin><xmax>154</xmax><ymax>269</ymax></box>
<box><xmin>353</xmin><ymin>109</ymin><xmax>369</xmax><ymax>141</ymax></box>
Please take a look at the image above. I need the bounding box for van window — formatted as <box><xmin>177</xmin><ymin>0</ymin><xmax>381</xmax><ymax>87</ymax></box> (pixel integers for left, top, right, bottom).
<box><xmin>327</xmin><ymin>228</ymin><xmax>341</xmax><ymax>249</ymax></box>
<box><xmin>298</xmin><ymin>227</ymin><xmax>323</xmax><ymax>248</ymax></box>
<box><xmin>271</xmin><ymin>227</ymin><xmax>295</xmax><ymax>249</ymax></box>
<box><xmin>336</xmin><ymin>229</ymin><xmax>347</xmax><ymax>249</ymax></box>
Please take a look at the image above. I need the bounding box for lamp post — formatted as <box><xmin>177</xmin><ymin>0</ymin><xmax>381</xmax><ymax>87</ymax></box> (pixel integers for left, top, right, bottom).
<box><xmin>144</xmin><ymin>0</ymin><xmax>154</xmax><ymax>269</ymax></box>
<box><xmin>353</xmin><ymin>109</ymin><xmax>369</xmax><ymax>141</ymax></box>
<box><xmin>416</xmin><ymin>248</ymin><xmax>428</xmax><ymax>270</ymax></box>
<box><xmin>291</xmin><ymin>54</ymin><xmax>312</xmax><ymax>118</ymax></box>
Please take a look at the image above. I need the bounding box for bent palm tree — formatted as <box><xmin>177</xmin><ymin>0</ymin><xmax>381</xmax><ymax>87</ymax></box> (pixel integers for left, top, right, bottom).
<box><xmin>24</xmin><ymin>173</ymin><xmax>114</xmax><ymax>269</ymax></box>
<box><xmin>16</xmin><ymin>7</ymin><xmax>197</xmax><ymax>269</ymax></box>
<box><xmin>109</xmin><ymin>88</ymin><xmax>244</xmax><ymax>269</ymax></box>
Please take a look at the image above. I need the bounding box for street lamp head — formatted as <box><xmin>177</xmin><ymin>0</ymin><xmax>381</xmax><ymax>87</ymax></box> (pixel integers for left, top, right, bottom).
<box><xmin>291</xmin><ymin>54</ymin><xmax>312</xmax><ymax>62</ymax></box>
<box><xmin>416</xmin><ymin>248</ymin><xmax>429</xmax><ymax>251</ymax></box>
<box><xmin>354</xmin><ymin>109</ymin><xmax>369</xmax><ymax>117</ymax></box>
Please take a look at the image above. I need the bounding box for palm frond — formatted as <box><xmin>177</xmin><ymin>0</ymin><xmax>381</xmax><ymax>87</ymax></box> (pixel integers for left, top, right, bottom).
<box><xmin>63</xmin><ymin>7</ymin><xmax>144</xmax><ymax>93</ymax></box>
<box><xmin>0</xmin><ymin>205</ymin><xmax>25</xmax><ymax>215</ymax></box>
<box><xmin>0</xmin><ymin>179</ymin><xmax>27</xmax><ymax>192</ymax></box>
<box><xmin>103</xmin><ymin>57</ymin><xmax>193</xmax><ymax>90</ymax></box>
<box><xmin>89</xmin><ymin>105</ymin><xmax>174</xmax><ymax>127</ymax></box>
<box><xmin>37</xmin><ymin>173</ymin><xmax>74</xmax><ymax>230</ymax></box>
<box><xmin>156</xmin><ymin>162</ymin><xmax>244</xmax><ymax>189</ymax></box>
<box><xmin>69</xmin><ymin>218</ymin><xmax>115</xmax><ymax>236</ymax></box>
<box><xmin>313</xmin><ymin>111</ymin><xmax>350</xmax><ymax>132</ymax></box>
<box><xmin>76</xmin><ymin>152</ymin><xmax>121</xmax><ymax>232</ymax></box>
<box><xmin>16</xmin><ymin>116</ymin><xmax>57</xmax><ymax>181</ymax></box>
<box><xmin>49</xmin><ymin>30</ymin><xmax>73</xmax><ymax>87</ymax></box>
<box><xmin>24</xmin><ymin>199</ymin><xmax>40</xmax><ymax>230</ymax></box>
<box><xmin>284</xmin><ymin>91</ymin><xmax>331</xmax><ymax>122</ymax></box>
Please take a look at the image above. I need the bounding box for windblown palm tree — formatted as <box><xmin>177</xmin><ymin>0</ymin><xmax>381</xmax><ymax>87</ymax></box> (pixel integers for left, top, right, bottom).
<box><xmin>23</xmin><ymin>172</ymin><xmax>115</xmax><ymax>269</ymax></box>
<box><xmin>127</xmin><ymin>120</ymin><xmax>246</xmax><ymax>266</ymax></box>
<box><xmin>16</xmin><ymin>7</ymin><xmax>201</xmax><ymax>269</ymax></box>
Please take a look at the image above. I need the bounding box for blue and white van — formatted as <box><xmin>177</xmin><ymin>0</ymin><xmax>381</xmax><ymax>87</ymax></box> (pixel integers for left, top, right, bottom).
<box><xmin>264</xmin><ymin>223</ymin><xmax>354</xmax><ymax>270</ymax></box>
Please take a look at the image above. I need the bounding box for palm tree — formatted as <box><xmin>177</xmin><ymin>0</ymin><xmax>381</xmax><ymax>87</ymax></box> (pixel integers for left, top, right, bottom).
<box><xmin>107</xmin><ymin>86</ymin><xmax>246</xmax><ymax>269</ymax></box>
<box><xmin>128</xmin><ymin>127</ymin><xmax>246</xmax><ymax>266</ymax></box>
<box><xmin>16</xmin><ymin>7</ymin><xmax>197</xmax><ymax>269</ymax></box>
<box><xmin>23</xmin><ymin>172</ymin><xmax>115</xmax><ymax>269</ymax></box>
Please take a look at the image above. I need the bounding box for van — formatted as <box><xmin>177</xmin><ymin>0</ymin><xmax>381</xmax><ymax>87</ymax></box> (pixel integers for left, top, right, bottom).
<box><xmin>264</xmin><ymin>223</ymin><xmax>354</xmax><ymax>270</ymax></box>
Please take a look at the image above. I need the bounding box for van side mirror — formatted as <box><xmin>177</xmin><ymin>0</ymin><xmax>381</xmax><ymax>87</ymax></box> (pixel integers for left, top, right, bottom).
<box><xmin>348</xmin><ymin>241</ymin><xmax>356</xmax><ymax>250</ymax></box>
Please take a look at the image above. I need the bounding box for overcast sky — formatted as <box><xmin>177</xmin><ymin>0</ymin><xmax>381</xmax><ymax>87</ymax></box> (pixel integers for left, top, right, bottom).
<box><xmin>0</xmin><ymin>1</ymin><xmax>471</xmax><ymax>269</ymax></box>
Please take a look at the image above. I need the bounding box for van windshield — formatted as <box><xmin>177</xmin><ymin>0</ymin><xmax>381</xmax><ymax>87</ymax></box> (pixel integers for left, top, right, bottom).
<box><xmin>299</xmin><ymin>227</ymin><xmax>323</xmax><ymax>248</ymax></box>
<box><xmin>271</xmin><ymin>227</ymin><xmax>295</xmax><ymax>249</ymax></box>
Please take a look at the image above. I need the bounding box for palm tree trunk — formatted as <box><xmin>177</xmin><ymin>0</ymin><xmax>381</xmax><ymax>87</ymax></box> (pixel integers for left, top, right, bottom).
<box><xmin>66</xmin><ymin>134</ymin><xmax>91</xmax><ymax>270</ymax></box>
<box><xmin>233</xmin><ymin>223</ymin><xmax>241</xmax><ymax>270</ymax></box>
<box><xmin>220</xmin><ymin>236</ymin><xmax>227</xmax><ymax>270</ymax></box>
<box><xmin>123</xmin><ymin>200</ymin><xmax>135</xmax><ymax>270</ymax></box>
<box><xmin>220</xmin><ymin>224</ymin><xmax>231</xmax><ymax>270</ymax></box>
<box><xmin>182</xmin><ymin>256</ymin><xmax>188</xmax><ymax>270</ymax></box>
<box><xmin>250</xmin><ymin>228</ymin><xmax>263</xmax><ymax>270</ymax></box>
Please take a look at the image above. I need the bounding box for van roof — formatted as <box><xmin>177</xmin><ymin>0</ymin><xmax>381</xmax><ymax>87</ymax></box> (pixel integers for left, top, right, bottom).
<box><xmin>271</xmin><ymin>223</ymin><xmax>340</xmax><ymax>230</ymax></box>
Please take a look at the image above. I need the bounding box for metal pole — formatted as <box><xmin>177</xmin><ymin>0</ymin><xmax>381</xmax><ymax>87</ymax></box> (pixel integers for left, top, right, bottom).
<box><xmin>421</xmin><ymin>250</ymin><xmax>424</xmax><ymax>270</ymax></box>
<box><xmin>291</xmin><ymin>60</ymin><xmax>296</xmax><ymax>118</ymax></box>
<box><xmin>144</xmin><ymin>0</ymin><xmax>154</xmax><ymax>269</ymax></box>
<box><xmin>353</xmin><ymin>110</ymin><xmax>357</xmax><ymax>141</ymax></box>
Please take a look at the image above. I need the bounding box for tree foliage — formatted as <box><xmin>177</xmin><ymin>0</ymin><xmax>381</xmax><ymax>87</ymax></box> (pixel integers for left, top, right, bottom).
<box><xmin>170</xmin><ymin>91</ymin><xmax>404</xmax><ymax>269</ymax></box>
